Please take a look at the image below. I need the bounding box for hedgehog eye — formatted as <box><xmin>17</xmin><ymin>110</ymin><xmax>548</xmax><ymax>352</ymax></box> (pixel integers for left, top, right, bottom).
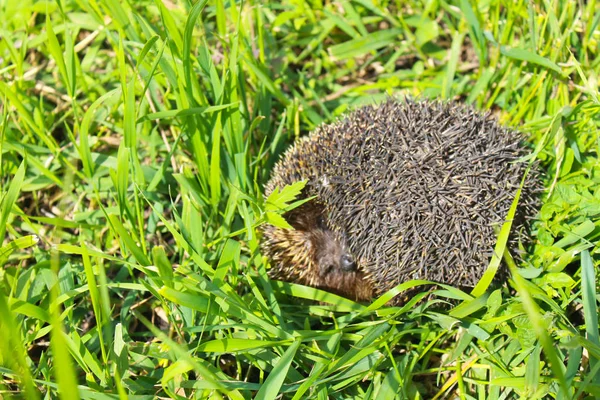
<box><xmin>317</xmin><ymin>215</ymin><xmax>327</xmax><ymax>229</ymax></box>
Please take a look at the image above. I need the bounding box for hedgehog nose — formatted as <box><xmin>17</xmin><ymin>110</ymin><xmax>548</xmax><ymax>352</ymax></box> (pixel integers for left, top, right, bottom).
<box><xmin>340</xmin><ymin>254</ymin><xmax>356</xmax><ymax>271</ymax></box>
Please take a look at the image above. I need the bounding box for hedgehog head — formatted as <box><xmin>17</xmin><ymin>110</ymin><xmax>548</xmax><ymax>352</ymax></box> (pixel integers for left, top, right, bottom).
<box><xmin>262</xmin><ymin>201</ymin><xmax>374</xmax><ymax>300</ymax></box>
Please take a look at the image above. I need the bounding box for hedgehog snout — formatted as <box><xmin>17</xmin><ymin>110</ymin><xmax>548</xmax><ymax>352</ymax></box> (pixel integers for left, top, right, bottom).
<box><xmin>318</xmin><ymin>252</ymin><xmax>356</xmax><ymax>277</ymax></box>
<box><xmin>314</xmin><ymin>230</ymin><xmax>356</xmax><ymax>277</ymax></box>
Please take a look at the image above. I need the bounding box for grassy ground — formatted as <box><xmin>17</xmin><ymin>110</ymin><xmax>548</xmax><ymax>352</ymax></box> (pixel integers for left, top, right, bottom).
<box><xmin>0</xmin><ymin>0</ymin><xmax>599</xmax><ymax>398</ymax></box>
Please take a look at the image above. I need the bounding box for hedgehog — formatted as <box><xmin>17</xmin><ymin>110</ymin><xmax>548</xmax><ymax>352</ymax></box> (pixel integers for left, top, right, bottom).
<box><xmin>262</xmin><ymin>99</ymin><xmax>541</xmax><ymax>302</ymax></box>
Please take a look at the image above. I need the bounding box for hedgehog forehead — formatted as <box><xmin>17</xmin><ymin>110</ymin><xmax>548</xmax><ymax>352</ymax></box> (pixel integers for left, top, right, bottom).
<box><xmin>309</xmin><ymin>226</ymin><xmax>346</xmax><ymax>252</ymax></box>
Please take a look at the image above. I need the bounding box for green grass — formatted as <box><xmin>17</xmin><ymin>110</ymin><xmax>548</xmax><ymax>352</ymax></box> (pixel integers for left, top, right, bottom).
<box><xmin>0</xmin><ymin>0</ymin><xmax>599</xmax><ymax>398</ymax></box>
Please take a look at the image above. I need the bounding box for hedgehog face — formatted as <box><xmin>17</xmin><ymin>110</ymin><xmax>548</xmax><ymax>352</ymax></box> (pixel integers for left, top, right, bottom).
<box><xmin>263</xmin><ymin>202</ymin><xmax>373</xmax><ymax>301</ymax></box>
<box><xmin>311</xmin><ymin>223</ymin><xmax>356</xmax><ymax>278</ymax></box>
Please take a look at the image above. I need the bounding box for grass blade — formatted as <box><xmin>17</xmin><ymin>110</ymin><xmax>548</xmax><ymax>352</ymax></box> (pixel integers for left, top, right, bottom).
<box><xmin>0</xmin><ymin>160</ymin><xmax>25</xmax><ymax>241</ymax></box>
<box><xmin>500</xmin><ymin>45</ymin><xmax>562</xmax><ymax>74</ymax></box>
<box><xmin>0</xmin><ymin>234</ymin><xmax>38</xmax><ymax>266</ymax></box>
<box><xmin>581</xmin><ymin>250</ymin><xmax>600</xmax><ymax>384</ymax></box>
<box><xmin>329</xmin><ymin>28</ymin><xmax>402</xmax><ymax>59</ymax></box>
<box><xmin>0</xmin><ymin>291</ymin><xmax>40</xmax><ymax>399</ymax></box>
<box><xmin>49</xmin><ymin>249</ymin><xmax>81</xmax><ymax>400</ymax></box>
<box><xmin>255</xmin><ymin>340</ymin><xmax>301</xmax><ymax>400</ymax></box>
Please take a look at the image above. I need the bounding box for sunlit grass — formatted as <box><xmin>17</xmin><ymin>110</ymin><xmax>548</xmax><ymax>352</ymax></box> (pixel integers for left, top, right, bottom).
<box><xmin>0</xmin><ymin>0</ymin><xmax>599</xmax><ymax>398</ymax></box>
